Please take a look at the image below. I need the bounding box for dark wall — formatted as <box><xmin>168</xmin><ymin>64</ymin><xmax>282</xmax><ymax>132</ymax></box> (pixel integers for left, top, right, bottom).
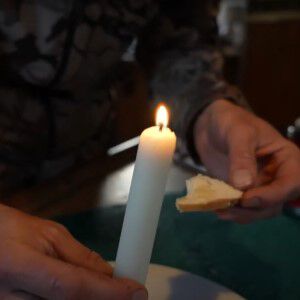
<box><xmin>240</xmin><ymin>14</ymin><xmax>300</xmax><ymax>129</ymax></box>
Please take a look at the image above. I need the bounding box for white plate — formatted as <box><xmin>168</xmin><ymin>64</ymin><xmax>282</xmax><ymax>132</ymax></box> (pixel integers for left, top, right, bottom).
<box><xmin>112</xmin><ymin>263</ymin><xmax>245</xmax><ymax>300</ymax></box>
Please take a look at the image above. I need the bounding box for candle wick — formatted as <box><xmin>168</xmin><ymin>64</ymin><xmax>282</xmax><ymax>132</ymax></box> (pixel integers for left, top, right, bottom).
<box><xmin>159</xmin><ymin>123</ymin><xmax>163</xmax><ymax>132</ymax></box>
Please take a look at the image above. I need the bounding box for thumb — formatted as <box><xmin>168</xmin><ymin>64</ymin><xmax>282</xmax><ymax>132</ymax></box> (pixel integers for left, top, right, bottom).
<box><xmin>228</xmin><ymin>127</ymin><xmax>257</xmax><ymax>190</ymax></box>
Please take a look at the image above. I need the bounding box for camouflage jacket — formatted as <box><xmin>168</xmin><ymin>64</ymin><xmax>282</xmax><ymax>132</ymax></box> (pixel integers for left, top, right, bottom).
<box><xmin>0</xmin><ymin>0</ymin><xmax>244</xmax><ymax>190</ymax></box>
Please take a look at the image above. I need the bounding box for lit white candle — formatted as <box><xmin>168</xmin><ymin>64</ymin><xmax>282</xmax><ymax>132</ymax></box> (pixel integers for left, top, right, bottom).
<box><xmin>114</xmin><ymin>104</ymin><xmax>176</xmax><ymax>284</ymax></box>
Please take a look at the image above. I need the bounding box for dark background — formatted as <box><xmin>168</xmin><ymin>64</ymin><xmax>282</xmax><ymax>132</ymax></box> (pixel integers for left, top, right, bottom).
<box><xmin>224</xmin><ymin>0</ymin><xmax>300</xmax><ymax>130</ymax></box>
<box><xmin>114</xmin><ymin>0</ymin><xmax>300</xmax><ymax>144</ymax></box>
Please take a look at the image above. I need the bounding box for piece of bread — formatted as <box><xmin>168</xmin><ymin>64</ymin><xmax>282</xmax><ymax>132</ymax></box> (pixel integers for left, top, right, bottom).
<box><xmin>176</xmin><ymin>175</ymin><xmax>243</xmax><ymax>212</ymax></box>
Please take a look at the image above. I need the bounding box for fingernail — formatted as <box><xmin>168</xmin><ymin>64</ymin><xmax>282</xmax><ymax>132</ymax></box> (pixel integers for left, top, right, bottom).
<box><xmin>233</xmin><ymin>169</ymin><xmax>252</xmax><ymax>189</ymax></box>
<box><xmin>244</xmin><ymin>197</ymin><xmax>261</xmax><ymax>208</ymax></box>
<box><xmin>132</xmin><ymin>289</ymin><xmax>148</xmax><ymax>300</ymax></box>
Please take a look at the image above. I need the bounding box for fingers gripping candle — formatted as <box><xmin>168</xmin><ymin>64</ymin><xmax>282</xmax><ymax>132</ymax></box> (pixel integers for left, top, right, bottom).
<box><xmin>114</xmin><ymin>104</ymin><xmax>176</xmax><ymax>284</ymax></box>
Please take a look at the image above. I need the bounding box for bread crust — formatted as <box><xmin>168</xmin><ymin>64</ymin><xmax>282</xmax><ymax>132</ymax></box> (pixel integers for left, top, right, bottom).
<box><xmin>176</xmin><ymin>196</ymin><xmax>240</xmax><ymax>212</ymax></box>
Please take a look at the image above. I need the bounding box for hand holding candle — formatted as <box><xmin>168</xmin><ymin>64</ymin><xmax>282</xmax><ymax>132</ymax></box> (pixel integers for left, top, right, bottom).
<box><xmin>114</xmin><ymin>104</ymin><xmax>176</xmax><ymax>284</ymax></box>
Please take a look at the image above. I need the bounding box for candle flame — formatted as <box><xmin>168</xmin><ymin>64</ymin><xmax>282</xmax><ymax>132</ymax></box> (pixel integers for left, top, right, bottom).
<box><xmin>156</xmin><ymin>104</ymin><xmax>169</xmax><ymax>128</ymax></box>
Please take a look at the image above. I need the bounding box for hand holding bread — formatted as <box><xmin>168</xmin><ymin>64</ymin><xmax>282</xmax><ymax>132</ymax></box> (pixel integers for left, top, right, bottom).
<box><xmin>191</xmin><ymin>99</ymin><xmax>300</xmax><ymax>223</ymax></box>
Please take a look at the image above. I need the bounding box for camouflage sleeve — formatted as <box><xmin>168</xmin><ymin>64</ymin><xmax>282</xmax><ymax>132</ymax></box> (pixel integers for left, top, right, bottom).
<box><xmin>136</xmin><ymin>0</ymin><xmax>247</xmax><ymax>157</ymax></box>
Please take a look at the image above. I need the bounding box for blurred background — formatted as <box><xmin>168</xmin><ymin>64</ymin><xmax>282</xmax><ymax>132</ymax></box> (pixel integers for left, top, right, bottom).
<box><xmin>4</xmin><ymin>0</ymin><xmax>300</xmax><ymax>216</ymax></box>
<box><xmin>115</xmin><ymin>0</ymin><xmax>300</xmax><ymax>145</ymax></box>
<box><xmin>218</xmin><ymin>0</ymin><xmax>300</xmax><ymax>131</ymax></box>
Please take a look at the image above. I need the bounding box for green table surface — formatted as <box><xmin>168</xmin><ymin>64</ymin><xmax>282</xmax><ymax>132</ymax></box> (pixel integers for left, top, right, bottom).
<box><xmin>56</xmin><ymin>194</ymin><xmax>300</xmax><ymax>300</ymax></box>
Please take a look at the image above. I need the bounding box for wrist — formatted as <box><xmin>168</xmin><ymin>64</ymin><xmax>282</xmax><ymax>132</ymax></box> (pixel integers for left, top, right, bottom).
<box><xmin>193</xmin><ymin>99</ymin><xmax>232</xmax><ymax>140</ymax></box>
<box><xmin>192</xmin><ymin>98</ymin><xmax>240</xmax><ymax>161</ymax></box>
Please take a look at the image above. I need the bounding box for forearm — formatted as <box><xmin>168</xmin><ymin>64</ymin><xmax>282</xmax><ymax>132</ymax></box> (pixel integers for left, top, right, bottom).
<box><xmin>148</xmin><ymin>50</ymin><xmax>247</xmax><ymax>160</ymax></box>
<box><xmin>136</xmin><ymin>1</ymin><xmax>247</xmax><ymax>158</ymax></box>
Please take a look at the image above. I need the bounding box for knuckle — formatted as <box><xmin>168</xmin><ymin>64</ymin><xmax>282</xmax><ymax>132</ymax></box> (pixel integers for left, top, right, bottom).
<box><xmin>49</xmin><ymin>274</ymin><xmax>66</xmax><ymax>298</ymax></box>
<box><xmin>44</xmin><ymin>226</ymin><xmax>61</xmax><ymax>241</ymax></box>
<box><xmin>85</xmin><ymin>249</ymin><xmax>102</xmax><ymax>264</ymax></box>
<box><xmin>49</xmin><ymin>221</ymin><xmax>69</xmax><ymax>233</ymax></box>
<box><xmin>42</xmin><ymin>222</ymin><xmax>69</xmax><ymax>241</ymax></box>
<box><xmin>84</xmin><ymin>250</ymin><xmax>113</xmax><ymax>275</ymax></box>
<box><xmin>55</xmin><ymin>223</ymin><xmax>69</xmax><ymax>235</ymax></box>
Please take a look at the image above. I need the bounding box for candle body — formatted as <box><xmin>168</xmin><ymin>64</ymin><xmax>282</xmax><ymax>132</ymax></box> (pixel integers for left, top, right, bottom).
<box><xmin>114</xmin><ymin>126</ymin><xmax>176</xmax><ymax>284</ymax></box>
